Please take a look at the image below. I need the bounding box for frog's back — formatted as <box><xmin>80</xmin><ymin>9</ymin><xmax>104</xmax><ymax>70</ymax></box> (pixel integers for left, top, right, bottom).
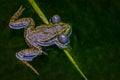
<box><xmin>27</xmin><ymin>24</ymin><xmax>57</xmax><ymax>42</ymax></box>
<box><xmin>26</xmin><ymin>22</ymin><xmax>69</xmax><ymax>42</ymax></box>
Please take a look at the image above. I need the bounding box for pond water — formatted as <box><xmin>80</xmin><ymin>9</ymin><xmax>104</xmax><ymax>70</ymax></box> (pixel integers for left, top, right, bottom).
<box><xmin>0</xmin><ymin>0</ymin><xmax>119</xmax><ymax>80</ymax></box>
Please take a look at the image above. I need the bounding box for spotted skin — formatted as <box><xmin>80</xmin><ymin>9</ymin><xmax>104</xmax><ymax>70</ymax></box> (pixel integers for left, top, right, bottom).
<box><xmin>9</xmin><ymin>6</ymin><xmax>72</xmax><ymax>75</ymax></box>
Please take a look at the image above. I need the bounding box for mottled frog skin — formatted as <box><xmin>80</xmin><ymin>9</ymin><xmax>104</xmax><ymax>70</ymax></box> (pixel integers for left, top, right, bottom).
<box><xmin>9</xmin><ymin>6</ymin><xmax>72</xmax><ymax>75</ymax></box>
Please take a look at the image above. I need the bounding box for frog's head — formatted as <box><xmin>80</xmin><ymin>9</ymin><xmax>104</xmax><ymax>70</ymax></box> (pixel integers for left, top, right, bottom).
<box><xmin>51</xmin><ymin>15</ymin><xmax>72</xmax><ymax>48</ymax></box>
<box><xmin>51</xmin><ymin>15</ymin><xmax>72</xmax><ymax>37</ymax></box>
<box><xmin>56</xmin><ymin>23</ymin><xmax>72</xmax><ymax>48</ymax></box>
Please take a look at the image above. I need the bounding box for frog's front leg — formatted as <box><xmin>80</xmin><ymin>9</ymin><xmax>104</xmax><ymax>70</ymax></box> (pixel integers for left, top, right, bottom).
<box><xmin>9</xmin><ymin>6</ymin><xmax>35</xmax><ymax>29</ymax></box>
<box><xmin>16</xmin><ymin>48</ymin><xmax>42</xmax><ymax>75</ymax></box>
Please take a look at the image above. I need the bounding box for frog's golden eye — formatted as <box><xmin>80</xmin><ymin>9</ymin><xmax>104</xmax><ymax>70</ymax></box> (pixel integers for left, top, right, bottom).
<box><xmin>58</xmin><ymin>34</ymin><xmax>68</xmax><ymax>44</ymax></box>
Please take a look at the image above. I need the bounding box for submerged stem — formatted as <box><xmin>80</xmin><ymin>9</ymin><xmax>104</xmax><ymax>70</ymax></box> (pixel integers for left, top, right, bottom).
<box><xmin>64</xmin><ymin>46</ymin><xmax>88</xmax><ymax>80</ymax></box>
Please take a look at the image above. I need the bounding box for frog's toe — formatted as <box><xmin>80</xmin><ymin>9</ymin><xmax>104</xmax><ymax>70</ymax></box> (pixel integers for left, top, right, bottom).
<box><xmin>52</xmin><ymin>15</ymin><xmax>61</xmax><ymax>23</ymax></box>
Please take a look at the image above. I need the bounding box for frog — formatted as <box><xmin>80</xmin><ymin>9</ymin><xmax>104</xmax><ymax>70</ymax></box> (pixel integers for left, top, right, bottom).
<box><xmin>9</xmin><ymin>6</ymin><xmax>72</xmax><ymax>75</ymax></box>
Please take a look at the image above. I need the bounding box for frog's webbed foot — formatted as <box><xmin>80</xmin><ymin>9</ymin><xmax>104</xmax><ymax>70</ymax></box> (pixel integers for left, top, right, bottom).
<box><xmin>9</xmin><ymin>6</ymin><xmax>35</xmax><ymax>29</ymax></box>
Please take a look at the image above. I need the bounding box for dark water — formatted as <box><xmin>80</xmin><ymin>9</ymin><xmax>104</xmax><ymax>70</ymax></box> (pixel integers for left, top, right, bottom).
<box><xmin>0</xmin><ymin>0</ymin><xmax>120</xmax><ymax>80</ymax></box>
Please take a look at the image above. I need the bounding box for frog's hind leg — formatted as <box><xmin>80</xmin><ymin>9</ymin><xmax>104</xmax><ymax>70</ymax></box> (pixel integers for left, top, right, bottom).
<box><xmin>16</xmin><ymin>48</ymin><xmax>42</xmax><ymax>75</ymax></box>
<box><xmin>9</xmin><ymin>6</ymin><xmax>35</xmax><ymax>29</ymax></box>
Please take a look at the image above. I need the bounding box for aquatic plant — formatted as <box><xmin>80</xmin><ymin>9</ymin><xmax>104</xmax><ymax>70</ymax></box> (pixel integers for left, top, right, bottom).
<box><xmin>28</xmin><ymin>0</ymin><xmax>87</xmax><ymax>80</ymax></box>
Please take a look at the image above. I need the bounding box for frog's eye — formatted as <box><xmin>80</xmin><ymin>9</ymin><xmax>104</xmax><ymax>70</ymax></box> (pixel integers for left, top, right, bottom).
<box><xmin>58</xmin><ymin>34</ymin><xmax>68</xmax><ymax>44</ymax></box>
<box><xmin>52</xmin><ymin>15</ymin><xmax>61</xmax><ymax>23</ymax></box>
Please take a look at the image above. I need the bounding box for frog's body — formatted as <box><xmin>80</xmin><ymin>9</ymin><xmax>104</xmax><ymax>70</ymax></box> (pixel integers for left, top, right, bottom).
<box><xmin>9</xmin><ymin>6</ymin><xmax>72</xmax><ymax>75</ymax></box>
<box><xmin>25</xmin><ymin>22</ymin><xmax>71</xmax><ymax>48</ymax></box>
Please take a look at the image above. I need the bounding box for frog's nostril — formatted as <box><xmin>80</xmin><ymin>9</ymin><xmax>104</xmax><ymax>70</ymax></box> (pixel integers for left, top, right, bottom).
<box><xmin>52</xmin><ymin>15</ymin><xmax>61</xmax><ymax>23</ymax></box>
<box><xmin>58</xmin><ymin>34</ymin><xmax>68</xmax><ymax>44</ymax></box>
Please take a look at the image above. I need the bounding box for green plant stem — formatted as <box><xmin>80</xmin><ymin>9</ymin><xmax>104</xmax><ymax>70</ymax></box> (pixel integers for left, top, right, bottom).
<box><xmin>28</xmin><ymin>0</ymin><xmax>87</xmax><ymax>80</ymax></box>
<box><xmin>64</xmin><ymin>46</ymin><xmax>88</xmax><ymax>80</ymax></box>
<box><xmin>28</xmin><ymin>0</ymin><xmax>49</xmax><ymax>24</ymax></box>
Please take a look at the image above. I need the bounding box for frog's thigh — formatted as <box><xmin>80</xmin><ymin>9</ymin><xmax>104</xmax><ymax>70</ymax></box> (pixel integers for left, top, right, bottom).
<box><xmin>9</xmin><ymin>18</ymin><xmax>34</xmax><ymax>29</ymax></box>
<box><xmin>16</xmin><ymin>48</ymin><xmax>42</xmax><ymax>61</ymax></box>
